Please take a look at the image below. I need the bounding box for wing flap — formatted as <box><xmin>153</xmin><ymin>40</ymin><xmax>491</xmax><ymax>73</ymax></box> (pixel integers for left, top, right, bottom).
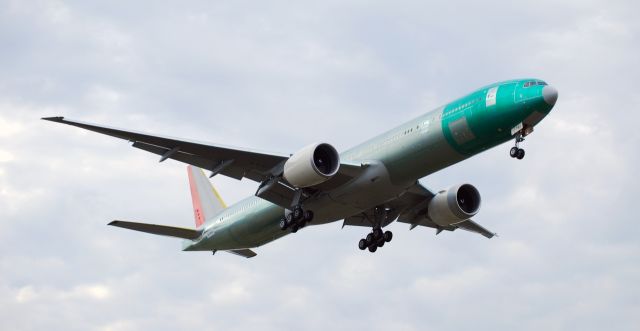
<box><xmin>109</xmin><ymin>220</ymin><xmax>201</xmax><ymax>240</ymax></box>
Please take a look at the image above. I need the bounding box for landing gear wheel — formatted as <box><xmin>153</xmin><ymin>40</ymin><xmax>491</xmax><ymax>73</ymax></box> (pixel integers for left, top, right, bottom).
<box><xmin>358</xmin><ymin>239</ymin><xmax>367</xmax><ymax>250</ymax></box>
<box><xmin>368</xmin><ymin>245</ymin><xmax>377</xmax><ymax>253</ymax></box>
<box><xmin>303</xmin><ymin>210</ymin><xmax>314</xmax><ymax>222</ymax></box>
<box><xmin>377</xmin><ymin>240</ymin><xmax>385</xmax><ymax>247</ymax></box>
<box><xmin>373</xmin><ymin>228</ymin><xmax>383</xmax><ymax>239</ymax></box>
<box><xmin>516</xmin><ymin>148</ymin><xmax>525</xmax><ymax>160</ymax></box>
<box><xmin>366</xmin><ymin>233</ymin><xmax>374</xmax><ymax>246</ymax></box>
<box><xmin>299</xmin><ymin>220</ymin><xmax>307</xmax><ymax>229</ymax></box>
<box><xmin>291</xmin><ymin>224</ymin><xmax>299</xmax><ymax>233</ymax></box>
<box><xmin>279</xmin><ymin>218</ymin><xmax>287</xmax><ymax>230</ymax></box>
<box><xmin>510</xmin><ymin>147</ymin><xmax>519</xmax><ymax>158</ymax></box>
<box><xmin>384</xmin><ymin>231</ymin><xmax>393</xmax><ymax>242</ymax></box>
<box><xmin>292</xmin><ymin>207</ymin><xmax>303</xmax><ymax>221</ymax></box>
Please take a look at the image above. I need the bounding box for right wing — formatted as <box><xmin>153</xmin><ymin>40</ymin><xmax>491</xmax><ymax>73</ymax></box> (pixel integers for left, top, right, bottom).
<box><xmin>394</xmin><ymin>183</ymin><xmax>495</xmax><ymax>238</ymax></box>
<box><xmin>226</xmin><ymin>249</ymin><xmax>257</xmax><ymax>258</ymax></box>
<box><xmin>344</xmin><ymin>182</ymin><xmax>495</xmax><ymax>239</ymax></box>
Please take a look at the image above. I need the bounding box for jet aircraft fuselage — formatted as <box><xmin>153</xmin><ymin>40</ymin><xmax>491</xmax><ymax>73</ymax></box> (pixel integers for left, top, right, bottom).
<box><xmin>184</xmin><ymin>79</ymin><xmax>557</xmax><ymax>252</ymax></box>
<box><xmin>44</xmin><ymin>78</ymin><xmax>558</xmax><ymax>257</ymax></box>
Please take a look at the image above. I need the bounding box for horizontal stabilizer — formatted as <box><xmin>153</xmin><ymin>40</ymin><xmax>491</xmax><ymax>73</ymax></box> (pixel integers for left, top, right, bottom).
<box><xmin>109</xmin><ymin>220</ymin><xmax>201</xmax><ymax>240</ymax></box>
<box><xmin>226</xmin><ymin>249</ymin><xmax>257</xmax><ymax>258</ymax></box>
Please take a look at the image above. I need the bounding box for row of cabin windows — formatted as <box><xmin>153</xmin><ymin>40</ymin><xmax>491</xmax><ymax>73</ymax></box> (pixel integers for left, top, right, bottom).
<box><xmin>523</xmin><ymin>81</ymin><xmax>547</xmax><ymax>88</ymax></box>
<box><xmin>348</xmin><ymin>119</ymin><xmax>430</xmax><ymax>159</ymax></box>
<box><xmin>219</xmin><ymin>199</ymin><xmax>263</xmax><ymax>221</ymax></box>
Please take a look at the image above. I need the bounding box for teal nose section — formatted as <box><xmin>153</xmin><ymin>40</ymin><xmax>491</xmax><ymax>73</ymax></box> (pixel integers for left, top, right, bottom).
<box><xmin>542</xmin><ymin>85</ymin><xmax>558</xmax><ymax>106</ymax></box>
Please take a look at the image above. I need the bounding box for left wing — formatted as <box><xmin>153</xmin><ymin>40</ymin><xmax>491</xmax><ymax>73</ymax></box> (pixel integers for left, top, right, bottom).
<box><xmin>343</xmin><ymin>182</ymin><xmax>495</xmax><ymax>239</ymax></box>
<box><xmin>43</xmin><ymin>116</ymin><xmax>368</xmax><ymax>209</ymax></box>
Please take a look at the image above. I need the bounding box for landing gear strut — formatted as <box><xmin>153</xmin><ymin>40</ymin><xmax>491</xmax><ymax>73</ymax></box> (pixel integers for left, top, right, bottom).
<box><xmin>357</xmin><ymin>206</ymin><xmax>393</xmax><ymax>253</ymax></box>
<box><xmin>510</xmin><ymin>133</ymin><xmax>526</xmax><ymax>160</ymax></box>
<box><xmin>510</xmin><ymin>124</ymin><xmax>534</xmax><ymax>160</ymax></box>
<box><xmin>279</xmin><ymin>189</ymin><xmax>314</xmax><ymax>233</ymax></box>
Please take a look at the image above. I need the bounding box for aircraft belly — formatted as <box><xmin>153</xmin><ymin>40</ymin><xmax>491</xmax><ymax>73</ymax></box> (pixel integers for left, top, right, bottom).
<box><xmin>326</xmin><ymin>160</ymin><xmax>408</xmax><ymax>213</ymax></box>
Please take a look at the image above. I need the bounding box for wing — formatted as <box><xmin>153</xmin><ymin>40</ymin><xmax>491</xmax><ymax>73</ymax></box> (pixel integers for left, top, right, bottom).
<box><xmin>43</xmin><ymin>116</ymin><xmax>289</xmax><ymax>182</ymax></box>
<box><xmin>344</xmin><ymin>182</ymin><xmax>495</xmax><ymax>239</ymax></box>
<box><xmin>342</xmin><ymin>183</ymin><xmax>433</xmax><ymax>228</ymax></box>
<box><xmin>43</xmin><ymin>116</ymin><xmax>369</xmax><ymax>209</ymax></box>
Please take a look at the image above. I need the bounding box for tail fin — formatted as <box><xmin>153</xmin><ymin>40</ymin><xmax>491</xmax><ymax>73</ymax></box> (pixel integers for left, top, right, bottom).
<box><xmin>187</xmin><ymin>165</ymin><xmax>227</xmax><ymax>228</ymax></box>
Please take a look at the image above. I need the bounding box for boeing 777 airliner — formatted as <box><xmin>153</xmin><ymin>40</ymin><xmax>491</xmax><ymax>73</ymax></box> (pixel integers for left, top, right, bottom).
<box><xmin>44</xmin><ymin>78</ymin><xmax>558</xmax><ymax>258</ymax></box>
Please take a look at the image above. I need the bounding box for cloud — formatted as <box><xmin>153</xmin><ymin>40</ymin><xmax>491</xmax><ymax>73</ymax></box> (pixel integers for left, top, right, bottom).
<box><xmin>1</xmin><ymin>0</ymin><xmax>639</xmax><ymax>331</ymax></box>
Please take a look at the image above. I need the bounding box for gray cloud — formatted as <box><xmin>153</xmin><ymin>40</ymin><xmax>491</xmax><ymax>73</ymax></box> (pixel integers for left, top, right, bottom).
<box><xmin>1</xmin><ymin>0</ymin><xmax>639</xmax><ymax>330</ymax></box>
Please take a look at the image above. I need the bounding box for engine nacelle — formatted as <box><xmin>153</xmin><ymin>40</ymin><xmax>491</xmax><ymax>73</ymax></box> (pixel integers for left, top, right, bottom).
<box><xmin>283</xmin><ymin>143</ymin><xmax>340</xmax><ymax>188</ymax></box>
<box><xmin>427</xmin><ymin>184</ymin><xmax>481</xmax><ymax>226</ymax></box>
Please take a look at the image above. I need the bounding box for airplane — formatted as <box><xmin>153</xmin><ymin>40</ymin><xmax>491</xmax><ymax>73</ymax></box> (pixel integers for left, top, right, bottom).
<box><xmin>43</xmin><ymin>78</ymin><xmax>558</xmax><ymax>258</ymax></box>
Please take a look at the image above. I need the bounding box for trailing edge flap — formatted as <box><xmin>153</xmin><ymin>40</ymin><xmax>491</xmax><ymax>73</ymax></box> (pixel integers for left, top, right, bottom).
<box><xmin>109</xmin><ymin>220</ymin><xmax>201</xmax><ymax>240</ymax></box>
<box><xmin>226</xmin><ymin>249</ymin><xmax>257</xmax><ymax>258</ymax></box>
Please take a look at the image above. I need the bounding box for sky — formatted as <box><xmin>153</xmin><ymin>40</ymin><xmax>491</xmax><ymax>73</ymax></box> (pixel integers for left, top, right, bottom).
<box><xmin>1</xmin><ymin>0</ymin><xmax>639</xmax><ymax>330</ymax></box>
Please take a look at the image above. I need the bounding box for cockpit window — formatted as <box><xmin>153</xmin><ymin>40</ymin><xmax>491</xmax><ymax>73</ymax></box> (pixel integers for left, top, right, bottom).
<box><xmin>524</xmin><ymin>81</ymin><xmax>547</xmax><ymax>88</ymax></box>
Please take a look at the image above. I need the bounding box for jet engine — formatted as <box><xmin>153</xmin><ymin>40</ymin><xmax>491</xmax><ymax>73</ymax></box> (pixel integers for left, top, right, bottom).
<box><xmin>283</xmin><ymin>143</ymin><xmax>340</xmax><ymax>188</ymax></box>
<box><xmin>427</xmin><ymin>184</ymin><xmax>481</xmax><ymax>226</ymax></box>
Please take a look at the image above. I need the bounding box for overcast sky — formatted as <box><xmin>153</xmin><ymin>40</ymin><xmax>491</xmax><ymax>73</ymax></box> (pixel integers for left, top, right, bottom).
<box><xmin>1</xmin><ymin>1</ymin><xmax>639</xmax><ymax>330</ymax></box>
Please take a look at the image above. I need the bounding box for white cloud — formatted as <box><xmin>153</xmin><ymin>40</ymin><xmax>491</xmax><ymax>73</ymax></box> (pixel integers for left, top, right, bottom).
<box><xmin>1</xmin><ymin>1</ymin><xmax>639</xmax><ymax>331</ymax></box>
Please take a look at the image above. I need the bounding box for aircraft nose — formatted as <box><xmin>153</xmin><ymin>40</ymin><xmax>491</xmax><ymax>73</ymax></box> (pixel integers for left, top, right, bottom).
<box><xmin>542</xmin><ymin>85</ymin><xmax>558</xmax><ymax>106</ymax></box>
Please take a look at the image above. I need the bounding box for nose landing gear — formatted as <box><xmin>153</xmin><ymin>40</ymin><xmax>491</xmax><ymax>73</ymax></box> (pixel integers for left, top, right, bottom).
<box><xmin>510</xmin><ymin>124</ymin><xmax>533</xmax><ymax>160</ymax></box>
<box><xmin>510</xmin><ymin>140</ymin><xmax>525</xmax><ymax>160</ymax></box>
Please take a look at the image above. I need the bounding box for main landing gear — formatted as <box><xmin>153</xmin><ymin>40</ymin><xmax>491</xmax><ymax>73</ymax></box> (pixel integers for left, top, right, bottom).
<box><xmin>358</xmin><ymin>227</ymin><xmax>393</xmax><ymax>253</ymax></box>
<box><xmin>358</xmin><ymin>206</ymin><xmax>393</xmax><ymax>253</ymax></box>
<box><xmin>510</xmin><ymin>133</ymin><xmax>526</xmax><ymax>160</ymax></box>
<box><xmin>279</xmin><ymin>205</ymin><xmax>313</xmax><ymax>233</ymax></box>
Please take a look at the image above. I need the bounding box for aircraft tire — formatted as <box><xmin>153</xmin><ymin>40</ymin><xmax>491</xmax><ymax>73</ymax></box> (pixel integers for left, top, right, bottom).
<box><xmin>303</xmin><ymin>210</ymin><xmax>314</xmax><ymax>222</ymax></box>
<box><xmin>366</xmin><ymin>233</ymin><xmax>374</xmax><ymax>245</ymax></box>
<box><xmin>358</xmin><ymin>239</ymin><xmax>367</xmax><ymax>250</ymax></box>
<box><xmin>279</xmin><ymin>218</ymin><xmax>287</xmax><ymax>230</ymax></box>
<box><xmin>293</xmin><ymin>207</ymin><xmax>303</xmax><ymax>220</ymax></box>
<box><xmin>384</xmin><ymin>231</ymin><xmax>393</xmax><ymax>242</ymax></box>
<box><xmin>510</xmin><ymin>147</ymin><xmax>518</xmax><ymax>158</ymax></box>
<box><xmin>368</xmin><ymin>245</ymin><xmax>377</xmax><ymax>253</ymax></box>
<box><xmin>373</xmin><ymin>228</ymin><xmax>383</xmax><ymax>239</ymax></box>
<box><xmin>291</xmin><ymin>224</ymin><xmax>299</xmax><ymax>233</ymax></box>
<box><xmin>516</xmin><ymin>149</ymin><xmax>525</xmax><ymax>160</ymax></box>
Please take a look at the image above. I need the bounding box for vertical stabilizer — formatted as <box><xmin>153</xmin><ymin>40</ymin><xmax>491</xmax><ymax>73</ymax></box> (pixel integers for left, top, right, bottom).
<box><xmin>187</xmin><ymin>165</ymin><xmax>227</xmax><ymax>228</ymax></box>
